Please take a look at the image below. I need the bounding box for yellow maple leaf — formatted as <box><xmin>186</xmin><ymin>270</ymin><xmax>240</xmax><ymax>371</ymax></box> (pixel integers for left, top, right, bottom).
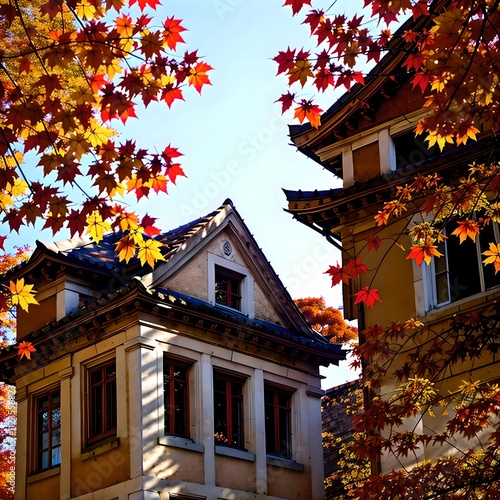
<box><xmin>9</xmin><ymin>278</ymin><xmax>39</xmax><ymax>312</ymax></box>
<box><xmin>86</xmin><ymin>210</ymin><xmax>112</xmax><ymax>243</ymax></box>
<box><xmin>137</xmin><ymin>238</ymin><xmax>165</xmax><ymax>268</ymax></box>
<box><xmin>86</xmin><ymin>118</ymin><xmax>116</xmax><ymax>148</ymax></box>
<box><xmin>288</xmin><ymin>59</ymin><xmax>313</xmax><ymax>87</ymax></box>
<box><xmin>75</xmin><ymin>0</ymin><xmax>97</xmax><ymax>20</ymax></box>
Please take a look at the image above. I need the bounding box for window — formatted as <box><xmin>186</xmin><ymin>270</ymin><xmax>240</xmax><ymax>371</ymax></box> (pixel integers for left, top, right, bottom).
<box><xmin>164</xmin><ymin>356</ymin><xmax>190</xmax><ymax>437</ymax></box>
<box><xmin>215</xmin><ymin>265</ymin><xmax>244</xmax><ymax>310</ymax></box>
<box><xmin>35</xmin><ymin>389</ymin><xmax>61</xmax><ymax>471</ymax></box>
<box><xmin>426</xmin><ymin>220</ymin><xmax>500</xmax><ymax>310</ymax></box>
<box><xmin>213</xmin><ymin>372</ymin><xmax>244</xmax><ymax>448</ymax></box>
<box><xmin>87</xmin><ymin>360</ymin><xmax>117</xmax><ymax>445</ymax></box>
<box><xmin>264</xmin><ymin>385</ymin><xmax>292</xmax><ymax>459</ymax></box>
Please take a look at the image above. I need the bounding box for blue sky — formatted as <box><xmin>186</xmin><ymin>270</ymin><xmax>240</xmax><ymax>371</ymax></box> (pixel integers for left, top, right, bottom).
<box><xmin>13</xmin><ymin>0</ymin><xmax>366</xmax><ymax>385</ymax></box>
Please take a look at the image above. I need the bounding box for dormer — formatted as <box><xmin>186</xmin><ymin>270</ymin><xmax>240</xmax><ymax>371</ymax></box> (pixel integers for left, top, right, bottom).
<box><xmin>16</xmin><ymin>275</ymin><xmax>97</xmax><ymax>341</ymax></box>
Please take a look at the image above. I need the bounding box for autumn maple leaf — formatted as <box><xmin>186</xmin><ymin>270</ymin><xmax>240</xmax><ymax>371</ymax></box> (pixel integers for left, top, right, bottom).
<box><xmin>17</xmin><ymin>341</ymin><xmax>36</xmax><ymax>360</ymax></box>
<box><xmin>483</xmin><ymin>242</ymin><xmax>500</xmax><ymax>273</ymax></box>
<box><xmin>353</xmin><ymin>287</ymin><xmax>381</xmax><ymax>308</ymax></box>
<box><xmin>344</xmin><ymin>258</ymin><xmax>368</xmax><ymax>278</ymax></box>
<box><xmin>115</xmin><ymin>234</ymin><xmax>137</xmax><ymax>263</ymax></box>
<box><xmin>451</xmin><ymin>219</ymin><xmax>479</xmax><ymax>244</ymax></box>
<box><xmin>162</xmin><ymin>17</ymin><xmax>186</xmax><ymax>50</ymax></box>
<box><xmin>187</xmin><ymin>62</ymin><xmax>213</xmax><ymax>94</ymax></box>
<box><xmin>283</xmin><ymin>0</ymin><xmax>312</xmax><ymax>15</ymax></box>
<box><xmin>275</xmin><ymin>92</ymin><xmax>295</xmax><ymax>113</ymax></box>
<box><xmin>86</xmin><ymin>211</ymin><xmax>112</xmax><ymax>244</ymax></box>
<box><xmin>406</xmin><ymin>240</ymin><xmax>443</xmax><ymax>266</ymax></box>
<box><xmin>137</xmin><ymin>238</ymin><xmax>165</xmax><ymax>268</ymax></box>
<box><xmin>9</xmin><ymin>278</ymin><xmax>39</xmax><ymax>312</ymax></box>
<box><xmin>325</xmin><ymin>262</ymin><xmax>349</xmax><ymax>286</ymax></box>
<box><xmin>294</xmin><ymin>100</ymin><xmax>322</xmax><ymax>128</ymax></box>
<box><xmin>366</xmin><ymin>236</ymin><xmax>381</xmax><ymax>252</ymax></box>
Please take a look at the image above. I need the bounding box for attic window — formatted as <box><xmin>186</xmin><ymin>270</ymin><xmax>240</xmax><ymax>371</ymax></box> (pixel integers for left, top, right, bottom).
<box><xmin>215</xmin><ymin>266</ymin><xmax>244</xmax><ymax>310</ymax></box>
<box><xmin>208</xmin><ymin>254</ymin><xmax>254</xmax><ymax>318</ymax></box>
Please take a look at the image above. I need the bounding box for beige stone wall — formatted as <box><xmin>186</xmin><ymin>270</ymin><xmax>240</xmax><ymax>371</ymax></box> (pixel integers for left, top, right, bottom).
<box><xmin>267</xmin><ymin>466</ymin><xmax>312</xmax><ymax>500</ymax></box>
<box><xmin>146</xmin><ymin>447</ymin><xmax>204</xmax><ymax>484</ymax></box>
<box><xmin>214</xmin><ymin>455</ymin><xmax>255</xmax><ymax>491</ymax></box>
<box><xmin>162</xmin><ymin>232</ymin><xmax>285</xmax><ymax>325</ymax></box>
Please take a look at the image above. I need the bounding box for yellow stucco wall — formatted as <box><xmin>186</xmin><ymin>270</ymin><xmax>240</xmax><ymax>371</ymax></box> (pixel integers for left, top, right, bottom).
<box><xmin>214</xmin><ymin>455</ymin><xmax>255</xmax><ymax>491</ymax></box>
<box><xmin>26</xmin><ymin>472</ymin><xmax>59</xmax><ymax>498</ymax></box>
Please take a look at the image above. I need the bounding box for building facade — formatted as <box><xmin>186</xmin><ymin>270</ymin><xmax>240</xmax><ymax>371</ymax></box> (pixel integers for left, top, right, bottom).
<box><xmin>283</xmin><ymin>8</ymin><xmax>500</xmax><ymax>477</ymax></box>
<box><xmin>0</xmin><ymin>200</ymin><xmax>345</xmax><ymax>500</ymax></box>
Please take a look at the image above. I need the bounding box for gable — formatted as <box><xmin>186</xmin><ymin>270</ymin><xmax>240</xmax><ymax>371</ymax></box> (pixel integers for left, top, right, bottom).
<box><xmin>157</xmin><ymin>229</ymin><xmax>283</xmax><ymax>325</ymax></box>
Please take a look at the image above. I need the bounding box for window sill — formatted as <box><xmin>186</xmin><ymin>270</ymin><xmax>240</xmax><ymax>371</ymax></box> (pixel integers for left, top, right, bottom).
<box><xmin>158</xmin><ymin>435</ymin><xmax>204</xmax><ymax>453</ymax></box>
<box><xmin>215</xmin><ymin>445</ymin><xmax>255</xmax><ymax>462</ymax></box>
<box><xmin>81</xmin><ymin>437</ymin><xmax>119</xmax><ymax>461</ymax></box>
<box><xmin>266</xmin><ymin>456</ymin><xmax>304</xmax><ymax>472</ymax></box>
<box><xmin>27</xmin><ymin>466</ymin><xmax>60</xmax><ymax>483</ymax></box>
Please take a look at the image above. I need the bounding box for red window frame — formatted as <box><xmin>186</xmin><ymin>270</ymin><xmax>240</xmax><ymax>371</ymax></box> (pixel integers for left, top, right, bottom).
<box><xmin>215</xmin><ymin>265</ymin><xmax>244</xmax><ymax>310</ymax></box>
<box><xmin>264</xmin><ymin>384</ymin><xmax>292</xmax><ymax>459</ymax></box>
<box><xmin>163</xmin><ymin>356</ymin><xmax>190</xmax><ymax>437</ymax></box>
<box><xmin>35</xmin><ymin>389</ymin><xmax>61</xmax><ymax>471</ymax></box>
<box><xmin>87</xmin><ymin>360</ymin><xmax>117</xmax><ymax>445</ymax></box>
<box><xmin>213</xmin><ymin>372</ymin><xmax>245</xmax><ymax>448</ymax></box>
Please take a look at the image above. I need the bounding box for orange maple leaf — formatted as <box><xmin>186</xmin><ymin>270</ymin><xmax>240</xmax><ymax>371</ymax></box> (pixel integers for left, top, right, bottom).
<box><xmin>17</xmin><ymin>341</ymin><xmax>36</xmax><ymax>360</ymax></box>
<box><xmin>451</xmin><ymin>219</ymin><xmax>479</xmax><ymax>244</ymax></box>
<box><xmin>406</xmin><ymin>240</ymin><xmax>443</xmax><ymax>266</ymax></box>
<box><xmin>115</xmin><ymin>234</ymin><xmax>137</xmax><ymax>263</ymax></box>
<box><xmin>187</xmin><ymin>62</ymin><xmax>213</xmax><ymax>94</ymax></box>
<box><xmin>353</xmin><ymin>287</ymin><xmax>381</xmax><ymax>308</ymax></box>
<box><xmin>293</xmin><ymin>100</ymin><xmax>322</xmax><ymax>128</ymax></box>
<box><xmin>162</xmin><ymin>17</ymin><xmax>186</xmax><ymax>50</ymax></box>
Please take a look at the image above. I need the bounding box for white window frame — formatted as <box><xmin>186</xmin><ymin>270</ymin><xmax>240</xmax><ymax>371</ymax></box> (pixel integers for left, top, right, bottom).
<box><xmin>208</xmin><ymin>254</ymin><xmax>254</xmax><ymax>318</ymax></box>
<box><xmin>423</xmin><ymin>223</ymin><xmax>500</xmax><ymax>312</ymax></box>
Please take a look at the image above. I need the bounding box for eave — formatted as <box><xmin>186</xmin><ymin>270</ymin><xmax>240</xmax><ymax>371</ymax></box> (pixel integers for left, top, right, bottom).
<box><xmin>285</xmin><ymin>135</ymin><xmax>500</xmax><ymax>236</ymax></box>
<box><xmin>0</xmin><ymin>281</ymin><xmax>345</xmax><ymax>384</ymax></box>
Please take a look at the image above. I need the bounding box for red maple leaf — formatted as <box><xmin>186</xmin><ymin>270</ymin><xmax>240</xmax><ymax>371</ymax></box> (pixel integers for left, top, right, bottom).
<box><xmin>275</xmin><ymin>92</ymin><xmax>295</xmax><ymax>113</ymax></box>
<box><xmin>0</xmin><ymin>235</ymin><xmax>6</xmax><ymax>251</ymax></box>
<box><xmin>353</xmin><ymin>287</ymin><xmax>382</xmax><ymax>308</ymax></box>
<box><xmin>344</xmin><ymin>258</ymin><xmax>368</xmax><ymax>278</ymax></box>
<box><xmin>366</xmin><ymin>236</ymin><xmax>381</xmax><ymax>252</ymax></box>
<box><xmin>67</xmin><ymin>209</ymin><xmax>87</xmax><ymax>237</ymax></box>
<box><xmin>166</xmin><ymin>163</ymin><xmax>185</xmax><ymax>184</ymax></box>
<box><xmin>283</xmin><ymin>0</ymin><xmax>312</xmax><ymax>15</ymax></box>
<box><xmin>412</xmin><ymin>0</ymin><xmax>430</xmax><ymax>20</ymax></box>
<box><xmin>325</xmin><ymin>262</ymin><xmax>349</xmax><ymax>286</ymax></box>
<box><xmin>162</xmin><ymin>86</ymin><xmax>184</xmax><ymax>108</ymax></box>
<box><xmin>129</xmin><ymin>0</ymin><xmax>161</xmax><ymax>11</ymax></box>
<box><xmin>141</xmin><ymin>214</ymin><xmax>161</xmax><ymax>236</ymax></box>
<box><xmin>273</xmin><ymin>47</ymin><xmax>296</xmax><ymax>75</ymax></box>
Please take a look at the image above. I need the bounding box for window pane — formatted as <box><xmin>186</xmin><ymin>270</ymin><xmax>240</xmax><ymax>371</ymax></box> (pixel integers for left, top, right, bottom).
<box><xmin>164</xmin><ymin>359</ymin><xmax>189</xmax><ymax>437</ymax></box>
<box><xmin>36</xmin><ymin>389</ymin><xmax>61</xmax><ymax>471</ymax></box>
<box><xmin>446</xmin><ymin>232</ymin><xmax>481</xmax><ymax>300</ymax></box>
<box><xmin>265</xmin><ymin>387</ymin><xmax>292</xmax><ymax>459</ymax></box>
<box><xmin>51</xmin><ymin>446</ymin><xmax>61</xmax><ymax>467</ymax></box>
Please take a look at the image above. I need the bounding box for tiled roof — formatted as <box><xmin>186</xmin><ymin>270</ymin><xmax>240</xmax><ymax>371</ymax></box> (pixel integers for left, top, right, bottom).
<box><xmin>35</xmin><ymin>205</ymin><xmax>225</xmax><ymax>273</ymax></box>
